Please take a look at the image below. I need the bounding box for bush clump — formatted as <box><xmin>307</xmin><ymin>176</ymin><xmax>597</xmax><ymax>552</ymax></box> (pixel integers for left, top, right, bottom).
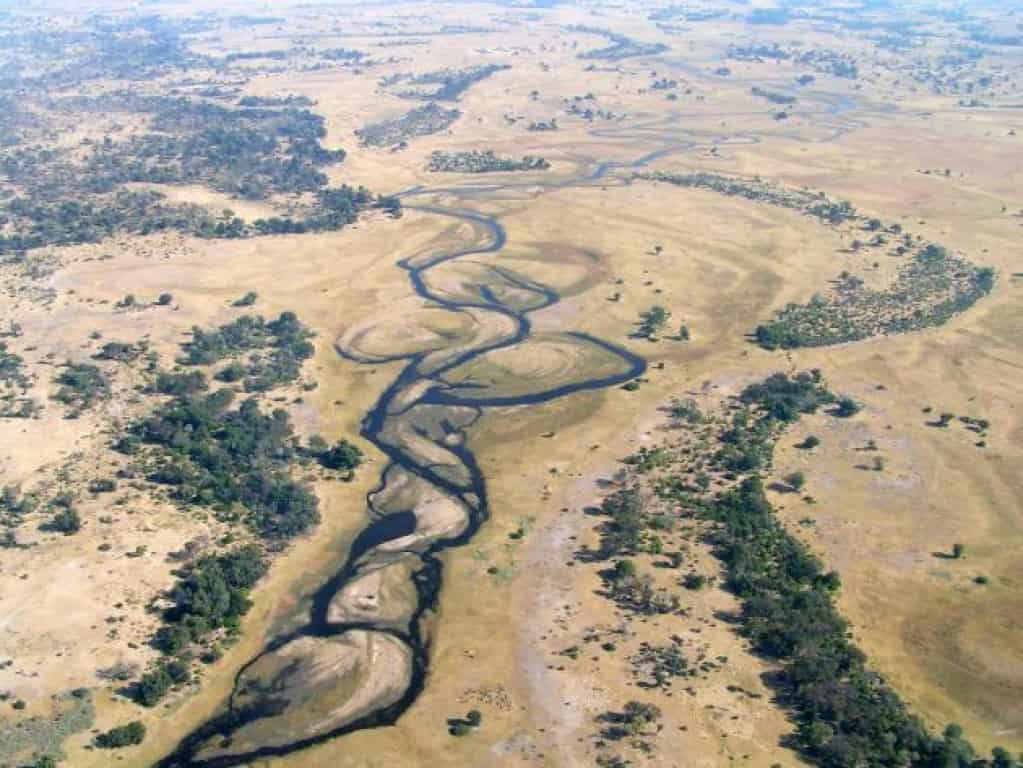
<box><xmin>95</xmin><ymin>720</ymin><xmax>146</xmax><ymax>748</ymax></box>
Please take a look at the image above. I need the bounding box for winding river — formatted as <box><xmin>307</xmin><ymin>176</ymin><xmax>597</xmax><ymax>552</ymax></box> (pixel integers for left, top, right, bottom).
<box><xmin>157</xmin><ymin>85</ymin><xmax>866</xmax><ymax>767</ymax></box>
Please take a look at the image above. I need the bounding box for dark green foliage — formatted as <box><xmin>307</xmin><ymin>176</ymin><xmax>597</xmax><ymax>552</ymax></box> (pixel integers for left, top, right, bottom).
<box><xmin>134</xmin><ymin>660</ymin><xmax>190</xmax><ymax>707</ymax></box>
<box><xmin>238</xmin><ymin>95</ymin><xmax>315</xmax><ymax>108</ymax></box>
<box><xmin>153</xmin><ymin>545</ymin><xmax>267</xmax><ymax>654</ymax></box>
<box><xmin>81</xmin><ymin>99</ymin><xmax>342</xmax><ymax>200</ymax></box>
<box><xmin>834</xmin><ymin>397</ymin><xmax>861</xmax><ymax>418</ymax></box>
<box><xmin>428</xmin><ymin>150</ymin><xmax>549</xmax><ymax>173</ymax></box>
<box><xmin>751</xmin><ymin>86</ymin><xmax>796</xmax><ymax>105</ymax></box>
<box><xmin>0</xmin><ymin>342</ymin><xmax>35</xmax><ymax>417</ymax></box>
<box><xmin>755</xmin><ymin>322</ymin><xmax>807</xmax><ymax>350</ymax></box>
<box><xmin>133</xmin><ymin>392</ymin><xmax>319</xmax><ymax>540</ymax></box>
<box><xmin>215</xmin><ymin>361</ymin><xmax>247</xmax><ymax>383</ymax></box>
<box><xmin>683</xmin><ymin>573</ymin><xmax>707</xmax><ymax>590</ymax></box>
<box><xmin>637</xmin><ymin>173</ymin><xmax>993</xmax><ymax>349</ymax></box>
<box><xmin>739</xmin><ymin>370</ymin><xmax>833</xmax><ymax>422</ymax></box>
<box><xmin>599</xmin><ymin>487</ymin><xmax>645</xmax><ymax>556</ymax></box>
<box><xmin>154</xmin><ymin>370</ymin><xmax>208</xmax><ymax>396</ymax></box>
<box><xmin>95</xmin><ymin>720</ymin><xmax>146</xmax><ymax>748</ymax></box>
<box><xmin>0</xmin><ymin>342</ymin><xmax>30</xmax><ymax>391</ymax></box>
<box><xmin>0</xmin><ymin>90</ymin><xmax>384</xmax><ymax>253</ymax></box>
<box><xmin>158</xmin><ymin>293</ymin><xmax>174</xmax><ymax>306</ymax></box>
<box><xmin>179</xmin><ymin>312</ymin><xmax>314</xmax><ymax>391</ymax></box>
<box><xmin>704</xmin><ymin>475</ymin><xmax>1008</xmax><ymax>768</ymax></box>
<box><xmin>623</xmin><ymin>446</ymin><xmax>670</xmax><ymax>474</ymax></box>
<box><xmin>700</xmin><ymin>371</ymin><xmax>1015</xmax><ymax>768</ymax></box>
<box><xmin>52</xmin><ymin>363</ymin><xmax>110</xmax><ymax>410</ymax></box>
<box><xmin>636</xmin><ymin>306</ymin><xmax>671</xmax><ymax>339</ymax></box>
<box><xmin>670</xmin><ymin>398</ymin><xmax>702</xmax><ymax>424</ymax></box>
<box><xmin>613</xmin><ymin>559</ymin><xmax>637</xmax><ymax>581</ymax></box>
<box><xmin>318</xmin><ymin>439</ymin><xmax>364</xmax><ymax>471</ymax></box>
<box><xmin>755</xmin><ymin>246</ymin><xmax>994</xmax><ymax>349</ymax></box>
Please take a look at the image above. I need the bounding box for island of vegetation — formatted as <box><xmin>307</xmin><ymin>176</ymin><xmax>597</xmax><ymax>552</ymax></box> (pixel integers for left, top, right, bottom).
<box><xmin>427</xmin><ymin>150</ymin><xmax>550</xmax><ymax>173</ymax></box>
<box><xmin>636</xmin><ymin>172</ymin><xmax>994</xmax><ymax>349</ymax></box>
<box><xmin>356</xmin><ymin>103</ymin><xmax>462</xmax><ymax>148</ymax></box>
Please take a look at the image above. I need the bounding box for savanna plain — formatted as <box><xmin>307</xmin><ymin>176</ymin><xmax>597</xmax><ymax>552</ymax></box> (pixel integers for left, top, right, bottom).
<box><xmin>0</xmin><ymin>1</ymin><xmax>1021</xmax><ymax>768</ymax></box>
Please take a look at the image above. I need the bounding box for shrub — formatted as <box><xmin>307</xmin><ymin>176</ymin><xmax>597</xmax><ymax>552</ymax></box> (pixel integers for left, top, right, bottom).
<box><xmin>95</xmin><ymin>341</ymin><xmax>139</xmax><ymax>362</ymax></box>
<box><xmin>135</xmin><ymin>661</ymin><xmax>190</xmax><ymax>707</ymax></box>
<box><xmin>158</xmin><ymin>293</ymin><xmax>174</xmax><ymax>306</ymax></box>
<box><xmin>784</xmin><ymin>471</ymin><xmax>806</xmax><ymax>491</ymax></box>
<box><xmin>154</xmin><ymin>370</ymin><xmax>207</xmax><ymax>396</ymax></box>
<box><xmin>233</xmin><ymin>291</ymin><xmax>258</xmax><ymax>307</ymax></box>
<box><xmin>53</xmin><ymin>363</ymin><xmax>110</xmax><ymax>410</ymax></box>
<box><xmin>95</xmin><ymin>720</ymin><xmax>146</xmax><ymax>748</ymax></box>
<box><xmin>834</xmin><ymin>397</ymin><xmax>861</xmax><ymax>417</ymax></box>
<box><xmin>683</xmin><ymin>573</ymin><xmax>707</xmax><ymax>590</ymax></box>
<box><xmin>48</xmin><ymin>507</ymin><xmax>82</xmax><ymax>535</ymax></box>
<box><xmin>613</xmin><ymin>559</ymin><xmax>637</xmax><ymax>581</ymax></box>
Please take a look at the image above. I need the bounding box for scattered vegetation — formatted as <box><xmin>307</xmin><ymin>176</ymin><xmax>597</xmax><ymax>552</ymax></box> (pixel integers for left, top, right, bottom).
<box><xmin>635</xmin><ymin>306</ymin><xmax>671</xmax><ymax>339</ymax></box>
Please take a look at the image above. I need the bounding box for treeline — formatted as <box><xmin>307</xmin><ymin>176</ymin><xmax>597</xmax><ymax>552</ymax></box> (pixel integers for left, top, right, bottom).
<box><xmin>636</xmin><ymin>172</ymin><xmax>994</xmax><ymax>350</ymax></box>
<box><xmin>568</xmin><ymin>25</ymin><xmax>669</xmax><ymax>61</ymax></box>
<box><xmin>697</xmin><ymin>372</ymin><xmax>1017</xmax><ymax>768</ymax></box>
<box><xmin>428</xmin><ymin>150</ymin><xmax>549</xmax><ymax>173</ymax></box>
<box><xmin>389</xmin><ymin>64</ymin><xmax>510</xmax><ymax>101</ymax></box>
<box><xmin>754</xmin><ymin>244</ymin><xmax>994</xmax><ymax>349</ymax></box>
<box><xmin>152</xmin><ymin>545</ymin><xmax>267</xmax><ymax>656</ymax></box>
<box><xmin>751</xmin><ymin>85</ymin><xmax>796</xmax><ymax>105</ymax></box>
<box><xmin>356</xmin><ymin>102</ymin><xmax>461</xmax><ymax>147</ymax></box>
